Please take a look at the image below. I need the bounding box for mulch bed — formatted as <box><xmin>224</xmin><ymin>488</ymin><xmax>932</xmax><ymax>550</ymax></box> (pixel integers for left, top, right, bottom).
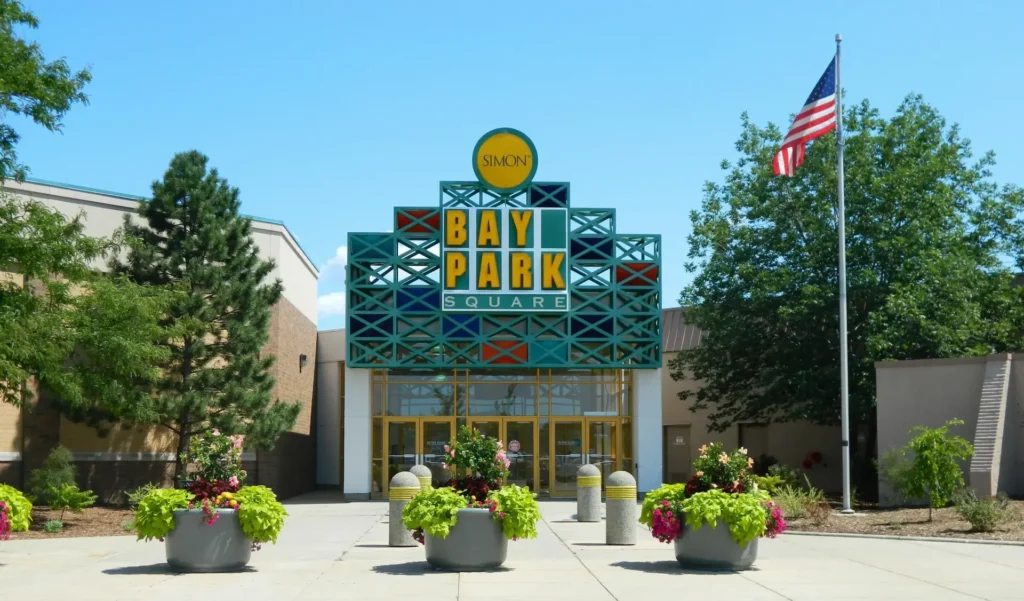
<box><xmin>786</xmin><ymin>500</ymin><xmax>1024</xmax><ymax>542</ymax></box>
<box><xmin>6</xmin><ymin>506</ymin><xmax>135</xmax><ymax>540</ymax></box>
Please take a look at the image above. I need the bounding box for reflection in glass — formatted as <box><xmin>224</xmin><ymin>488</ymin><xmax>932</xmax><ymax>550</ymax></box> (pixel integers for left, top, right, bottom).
<box><xmin>553</xmin><ymin>422</ymin><xmax>583</xmax><ymax>495</ymax></box>
<box><xmin>539</xmin><ymin>418</ymin><xmax>550</xmax><ymax>496</ymax></box>
<box><xmin>372</xmin><ymin>418</ymin><xmax>383</xmax><ymax>458</ymax></box>
<box><xmin>387</xmin><ymin>421</ymin><xmax>417</xmax><ymax>487</ymax></box>
<box><xmin>468</xmin><ymin>383</ymin><xmax>535</xmax><ymax>416</ymax></box>
<box><xmin>547</xmin><ymin>382</ymin><xmax>620</xmax><ymax>416</ymax></box>
<box><xmin>504</xmin><ymin>421</ymin><xmax>534</xmax><ymax>490</ymax></box>
<box><xmin>386</xmin><ymin>383</ymin><xmax>456</xmax><ymax>416</ymax></box>
<box><xmin>588</xmin><ymin>421</ymin><xmax>618</xmax><ymax>487</ymax></box>
<box><xmin>470</xmin><ymin>421</ymin><xmax>499</xmax><ymax>439</ymax></box>
<box><xmin>421</xmin><ymin>421</ymin><xmax>454</xmax><ymax>486</ymax></box>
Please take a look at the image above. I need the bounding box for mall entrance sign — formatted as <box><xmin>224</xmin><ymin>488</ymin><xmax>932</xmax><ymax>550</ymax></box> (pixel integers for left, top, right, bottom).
<box><xmin>346</xmin><ymin>128</ymin><xmax>662</xmax><ymax>369</ymax></box>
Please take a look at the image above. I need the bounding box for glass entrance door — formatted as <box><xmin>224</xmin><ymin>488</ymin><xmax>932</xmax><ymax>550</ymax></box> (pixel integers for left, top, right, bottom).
<box><xmin>587</xmin><ymin>420</ymin><xmax>618</xmax><ymax>487</ymax></box>
<box><xmin>503</xmin><ymin>420</ymin><xmax>535</xmax><ymax>490</ymax></box>
<box><xmin>549</xmin><ymin>418</ymin><xmax>620</xmax><ymax>497</ymax></box>
<box><xmin>552</xmin><ymin>419</ymin><xmax>584</xmax><ymax>496</ymax></box>
<box><xmin>383</xmin><ymin>418</ymin><xmax>455</xmax><ymax>495</ymax></box>
<box><xmin>421</xmin><ymin>419</ymin><xmax>455</xmax><ymax>487</ymax></box>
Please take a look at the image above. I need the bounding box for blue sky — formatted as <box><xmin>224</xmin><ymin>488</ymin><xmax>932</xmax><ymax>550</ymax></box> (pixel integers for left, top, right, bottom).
<box><xmin>15</xmin><ymin>1</ymin><xmax>1024</xmax><ymax>330</ymax></box>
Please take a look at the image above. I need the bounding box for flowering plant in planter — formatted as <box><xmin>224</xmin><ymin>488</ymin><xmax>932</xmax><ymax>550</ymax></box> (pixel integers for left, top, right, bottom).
<box><xmin>1</xmin><ymin>500</ymin><xmax>10</xmax><ymax>541</ymax></box>
<box><xmin>0</xmin><ymin>484</ymin><xmax>32</xmax><ymax>535</ymax></box>
<box><xmin>640</xmin><ymin>442</ymin><xmax>786</xmax><ymax>545</ymax></box>
<box><xmin>402</xmin><ymin>426</ymin><xmax>540</xmax><ymax>546</ymax></box>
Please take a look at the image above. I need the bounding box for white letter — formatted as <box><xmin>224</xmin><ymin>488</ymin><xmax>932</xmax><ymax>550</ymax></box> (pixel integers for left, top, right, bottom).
<box><xmin>466</xmin><ymin>296</ymin><xmax>479</xmax><ymax>309</ymax></box>
<box><xmin>533</xmin><ymin>296</ymin><xmax>544</xmax><ymax>308</ymax></box>
<box><xmin>511</xmin><ymin>297</ymin><xmax>522</xmax><ymax>308</ymax></box>
<box><xmin>488</xmin><ymin>296</ymin><xmax>501</xmax><ymax>308</ymax></box>
<box><xmin>444</xmin><ymin>295</ymin><xmax>455</xmax><ymax>309</ymax></box>
<box><xmin>555</xmin><ymin>296</ymin><xmax>567</xmax><ymax>308</ymax></box>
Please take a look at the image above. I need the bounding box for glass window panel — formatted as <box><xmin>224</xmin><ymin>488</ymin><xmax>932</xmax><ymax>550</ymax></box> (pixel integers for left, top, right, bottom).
<box><xmin>386</xmin><ymin>383</ymin><xmax>454</xmax><ymax>416</ymax></box>
<box><xmin>372</xmin><ymin>418</ymin><xmax>383</xmax><ymax>458</ymax></box>
<box><xmin>372</xmin><ymin>460</ymin><xmax>383</xmax><ymax>494</ymax></box>
<box><xmin>621</xmin><ymin>418</ymin><xmax>633</xmax><ymax>459</ymax></box>
<box><xmin>467</xmin><ymin>382</ymin><xmax>536</xmax><ymax>416</ymax></box>
<box><xmin>546</xmin><ymin>382</ymin><xmax>619</xmax><ymax>416</ymax></box>
<box><xmin>621</xmin><ymin>377</ymin><xmax>632</xmax><ymax>417</ymax></box>
<box><xmin>372</xmin><ymin>385</ymin><xmax>384</xmax><ymax>416</ymax></box>
<box><xmin>467</xmin><ymin>368</ymin><xmax>539</xmax><ymax>382</ymax></box>
<box><xmin>387</xmin><ymin>369</ymin><xmax>456</xmax><ymax>384</ymax></box>
<box><xmin>550</xmin><ymin>369</ymin><xmax>617</xmax><ymax>382</ymax></box>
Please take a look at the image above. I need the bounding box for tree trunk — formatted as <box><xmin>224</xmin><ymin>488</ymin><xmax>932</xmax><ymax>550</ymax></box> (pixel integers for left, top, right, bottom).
<box><xmin>173</xmin><ymin>411</ymin><xmax>191</xmax><ymax>485</ymax></box>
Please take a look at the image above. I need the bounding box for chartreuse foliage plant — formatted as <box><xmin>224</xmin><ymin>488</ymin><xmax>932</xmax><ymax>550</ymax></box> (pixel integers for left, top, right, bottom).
<box><xmin>682</xmin><ymin>489</ymin><xmax>769</xmax><ymax>546</ymax></box>
<box><xmin>492</xmin><ymin>484</ymin><xmax>540</xmax><ymax>541</ymax></box>
<box><xmin>0</xmin><ymin>484</ymin><xmax>32</xmax><ymax>532</ymax></box>
<box><xmin>47</xmin><ymin>484</ymin><xmax>97</xmax><ymax>520</ymax></box>
<box><xmin>234</xmin><ymin>485</ymin><xmax>287</xmax><ymax>546</ymax></box>
<box><xmin>403</xmin><ymin>486</ymin><xmax>467</xmax><ymax>539</ymax></box>
<box><xmin>640</xmin><ymin>483</ymin><xmax>687</xmax><ymax>528</ymax></box>
<box><xmin>134</xmin><ymin>488</ymin><xmax>191</xmax><ymax>541</ymax></box>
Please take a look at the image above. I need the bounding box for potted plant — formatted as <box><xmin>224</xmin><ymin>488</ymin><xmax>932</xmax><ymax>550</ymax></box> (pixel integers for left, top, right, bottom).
<box><xmin>133</xmin><ymin>431</ymin><xmax>288</xmax><ymax>572</ymax></box>
<box><xmin>0</xmin><ymin>484</ymin><xmax>32</xmax><ymax>538</ymax></box>
<box><xmin>640</xmin><ymin>442</ymin><xmax>787</xmax><ymax>570</ymax></box>
<box><xmin>402</xmin><ymin>426</ymin><xmax>540</xmax><ymax>571</ymax></box>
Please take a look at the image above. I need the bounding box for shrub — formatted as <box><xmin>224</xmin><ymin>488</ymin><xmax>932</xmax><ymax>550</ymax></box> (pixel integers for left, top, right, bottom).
<box><xmin>766</xmin><ymin>463</ymin><xmax>800</xmax><ymax>489</ymax></box>
<box><xmin>43</xmin><ymin>519</ymin><xmax>63</xmax><ymax>533</ymax></box>
<box><xmin>491</xmin><ymin>484</ymin><xmax>540</xmax><ymax>541</ymax></box>
<box><xmin>774</xmin><ymin>487</ymin><xmax>808</xmax><ymax>519</ymax></box>
<box><xmin>134</xmin><ymin>488</ymin><xmax>191</xmax><ymax>541</ymax></box>
<box><xmin>187</xmin><ymin>430</ymin><xmax>247</xmax><ymax>484</ymax></box>
<box><xmin>26</xmin><ymin>445</ymin><xmax>76</xmax><ymax>505</ymax></box>
<box><xmin>877</xmin><ymin>447</ymin><xmax>914</xmax><ymax>503</ymax></box>
<box><xmin>234</xmin><ymin>485</ymin><xmax>288</xmax><ymax>548</ymax></box>
<box><xmin>899</xmin><ymin>419</ymin><xmax>974</xmax><ymax>520</ymax></box>
<box><xmin>125</xmin><ymin>483</ymin><xmax>157</xmax><ymax>510</ymax></box>
<box><xmin>754</xmin><ymin>475</ymin><xmax>785</xmax><ymax>495</ymax></box>
<box><xmin>752</xmin><ymin>453</ymin><xmax>779</xmax><ymax>476</ymax></box>
<box><xmin>121</xmin><ymin>520</ymin><xmax>136</xmax><ymax>532</ymax></box>
<box><xmin>805</xmin><ymin>498</ymin><xmax>833</xmax><ymax>526</ymax></box>
<box><xmin>444</xmin><ymin>426</ymin><xmax>509</xmax><ymax>490</ymax></box>
<box><xmin>47</xmin><ymin>484</ymin><xmax>97</xmax><ymax>521</ymax></box>
<box><xmin>402</xmin><ymin>486</ymin><xmax>467</xmax><ymax>539</ymax></box>
<box><xmin>953</xmin><ymin>489</ymin><xmax>1016</xmax><ymax>532</ymax></box>
<box><xmin>0</xmin><ymin>484</ymin><xmax>32</xmax><ymax>532</ymax></box>
<box><xmin>685</xmin><ymin>442</ymin><xmax>756</xmax><ymax>496</ymax></box>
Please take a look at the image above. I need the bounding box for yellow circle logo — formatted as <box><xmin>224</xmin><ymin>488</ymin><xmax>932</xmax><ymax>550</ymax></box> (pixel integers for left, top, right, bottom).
<box><xmin>473</xmin><ymin>128</ymin><xmax>538</xmax><ymax>192</ymax></box>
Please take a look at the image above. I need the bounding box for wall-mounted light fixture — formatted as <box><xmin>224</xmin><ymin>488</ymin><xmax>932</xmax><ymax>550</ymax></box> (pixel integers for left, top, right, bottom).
<box><xmin>299</xmin><ymin>354</ymin><xmax>308</xmax><ymax>372</ymax></box>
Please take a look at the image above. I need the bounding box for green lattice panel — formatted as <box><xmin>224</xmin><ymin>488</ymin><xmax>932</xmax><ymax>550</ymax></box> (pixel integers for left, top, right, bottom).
<box><xmin>347</xmin><ymin>181</ymin><xmax>661</xmax><ymax>369</ymax></box>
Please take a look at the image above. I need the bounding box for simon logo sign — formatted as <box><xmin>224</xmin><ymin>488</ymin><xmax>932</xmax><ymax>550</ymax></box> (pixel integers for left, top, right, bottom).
<box><xmin>472</xmin><ymin>128</ymin><xmax>537</xmax><ymax>192</ymax></box>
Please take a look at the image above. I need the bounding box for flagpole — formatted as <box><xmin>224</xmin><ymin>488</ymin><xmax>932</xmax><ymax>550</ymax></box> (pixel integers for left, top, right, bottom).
<box><xmin>835</xmin><ymin>33</ymin><xmax>853</xmax><ymax>514</ymax></box>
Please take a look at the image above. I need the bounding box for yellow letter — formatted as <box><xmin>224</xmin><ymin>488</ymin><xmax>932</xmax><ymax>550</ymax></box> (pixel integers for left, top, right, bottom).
<box><xmin>510</xmin><ymin>210</ymin><xmax>532</xmax><ymax>247</ymax></box>
<box><xmin>542</xmin><ymin>252</ymin><xmax>565</xmax><ymax>289</ymax></box>
<box><xmin>446</xmin><ymin>210</ymin><xmax>467</xmax><ymax>246</ymax></box>
<box><xmin>510</xmin><ymin>252</ymin><xmax>532</xmax><ymax>289</ymax></box>
<box><xmin>477</xmin><ymin>210</ymin><xmax>500</xmax><ymax>247</ymax></box>
<box><xmin>478</xmin><ymin>252</ymin><xmax>500</xmax><ymax>289</ymax></box>
<box><xmin>445</xmin><ymin>252</ymin><xmax>466</xmax><ymax>288</ymax></box>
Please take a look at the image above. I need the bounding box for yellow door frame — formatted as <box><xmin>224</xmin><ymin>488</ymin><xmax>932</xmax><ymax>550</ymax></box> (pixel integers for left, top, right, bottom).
<box><xmin>468</xmin><ymin>417</ymin><xmax>540</xmax><ymax>494</ymax></box>
<box><xmin>549</xmin><ymin>417</ymin><xmax>623</xmax><ymax>497</ymax></box>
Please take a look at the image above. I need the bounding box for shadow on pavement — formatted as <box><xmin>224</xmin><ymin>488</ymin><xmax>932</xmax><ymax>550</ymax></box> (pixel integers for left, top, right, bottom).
<box><xmin>372</xmin><ymin>562</ymin><xmax>513</xmax><ymax>575</ymax></box>
<box><xmin>102</xmin><ymin>564</ymin><xmax>256</xmax><ymax>575</ymax></box>
<box><xmin>611</xmin><ymin>560</ymin><xmax>752</xmax><ymax>575</ymax></box>
<box><xmin>354</xmin><ymin>544</ymin><xmax>395</xmax><ymax>548</ymax></box>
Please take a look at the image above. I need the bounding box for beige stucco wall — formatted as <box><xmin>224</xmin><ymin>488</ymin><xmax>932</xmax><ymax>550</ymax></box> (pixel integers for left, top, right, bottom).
<box><xmin>875</xmin><ymin>356</ymin><xmax>986</xmax><ymax>505</ymax></box>
<box><xmin>662</xmin><ymin>351</ymin><xmax>842</xmax><ymax>492</ymax></box>
<box><xmin>59</xmin><ymin>420</ymin><xmax>177</xmax><ymax>454</ymax></box>
<box><xmin>0</xmin><ymin>402</ymin><xmax>20</xmax><ymax>453</ymax></box>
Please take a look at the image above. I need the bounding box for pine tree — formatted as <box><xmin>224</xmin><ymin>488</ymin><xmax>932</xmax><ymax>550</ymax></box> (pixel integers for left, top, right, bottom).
<box><xmin>115</xmin><ymin>151</ymin><xmax>300</xmax><ymax>480</ymax></box>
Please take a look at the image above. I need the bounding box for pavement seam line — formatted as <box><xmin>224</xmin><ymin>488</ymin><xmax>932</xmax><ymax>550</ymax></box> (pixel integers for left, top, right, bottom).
<box><xmin>906</xmin><ymin>539</ymin><xmax>1024</xmax><ymax>574</ymax></box>
<box><xmin>540</xmin><ymin>512</ymin><xmax>620</xmax><ymax>601</ymax></box>
<box><xmin>847</xmin><ymin>556</ymin><xmax>990</xmax><ymax>601</ymax></box>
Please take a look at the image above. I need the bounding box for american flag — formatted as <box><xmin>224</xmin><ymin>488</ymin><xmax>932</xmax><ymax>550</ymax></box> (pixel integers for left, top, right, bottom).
<box><xmin>773</xmin><ymin>57</ymin><xmax>837</xmax><ymax>176</ymax></box>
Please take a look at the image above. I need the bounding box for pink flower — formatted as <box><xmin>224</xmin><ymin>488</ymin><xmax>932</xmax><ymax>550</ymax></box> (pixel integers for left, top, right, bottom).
<box><xmin>212</xmin><ymin>429</ymin><xmax>220</xmax><ymax>436</ymax></box>
<box><xmin>441</xmin><ymin>462</ymin><xmax>447</xmax><ymax>469</ymax></box>
<box><xmin>444</xmin><ymin>444</ymin><xmax>450</xmax><ymax>452</ymax></box>
<box><xmin>497</xmin><ymin>441</ymin><xmax>503</xmax><ymax>449</ymax></box>
<box><xmin>449</xmin><ymin>449</ymin><xmax>455</xmax><ymax>458</ymax></box>
<box><xmin>228</xmin><ymin>476</ymin><xmax>239</xmax><ymax>488</ymax></box>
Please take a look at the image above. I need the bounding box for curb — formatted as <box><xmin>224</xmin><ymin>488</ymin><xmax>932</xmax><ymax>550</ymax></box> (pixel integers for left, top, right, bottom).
<box><xmin>784</xmin><ymin>529</ymin><xmax>1024</xmax><ymax>547</ymax></box>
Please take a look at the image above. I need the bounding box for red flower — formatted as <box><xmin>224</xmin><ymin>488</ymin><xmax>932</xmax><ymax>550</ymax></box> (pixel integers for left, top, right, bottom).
<box><xmin>802</xmin><ymin>458</ymin><xmax>813</xmax><ymax>469</ymax></box>
<box><xmin>809</xmin><ymin>451</ymin><xmax>823</xmax><ymax>464</ymax></box>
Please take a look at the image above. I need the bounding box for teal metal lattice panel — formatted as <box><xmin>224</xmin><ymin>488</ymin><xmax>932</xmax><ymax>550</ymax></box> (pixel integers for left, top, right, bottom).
<box><xmin>347</xmin><ymin>181</ymin><xmax>661</xmax><ymax>369</ymax></box>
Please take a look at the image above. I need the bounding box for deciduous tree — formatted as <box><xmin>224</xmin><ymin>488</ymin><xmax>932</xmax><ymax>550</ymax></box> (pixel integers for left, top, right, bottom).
<box><xmin>671</xmin><ymin>95</ymin><xmax>1024</xmax><ymax>488</ymax></box>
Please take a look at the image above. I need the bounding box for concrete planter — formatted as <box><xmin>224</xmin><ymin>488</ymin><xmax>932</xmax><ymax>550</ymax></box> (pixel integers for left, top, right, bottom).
<box><xmin>165</xmin><ymin>509</ymin><xmax>252</xmax><ymax>573</ymax></box>
<box><xmin>674</xmin><ymin>521</ymin><xmax>758</xmax><ymax>570</ymax></box>
<box><xmin>424</xmin><ymin>508</ymin><xmax>507</xmax><ymax>571</ymax></box>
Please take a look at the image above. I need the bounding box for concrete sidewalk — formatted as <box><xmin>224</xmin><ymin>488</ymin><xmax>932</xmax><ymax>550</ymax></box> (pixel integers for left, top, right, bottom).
<box><xmin>1</xmin><ymin>492</ymin><xmax>1023</xmax><ymax>600</ymax></box>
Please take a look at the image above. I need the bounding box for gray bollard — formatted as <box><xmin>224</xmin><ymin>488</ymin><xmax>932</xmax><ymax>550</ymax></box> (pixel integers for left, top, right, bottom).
<box><xmin>410</xmin><ymin>464</ymin><xmax>433</xmax><ymax>490</ymax></box>
<box><xmin>389</xmin><ymin>471</ymin><xmax>420</xmax><ymax>547</ymax></box>
<box><xmin>576</xmin><ymin>464</ymin><xmax>602</xmax><ymax>522</ymax></box>
<box><xmin>605</xmin><ymin>471</ymin><xmax>637</xmax><ymax>545</ymax></box>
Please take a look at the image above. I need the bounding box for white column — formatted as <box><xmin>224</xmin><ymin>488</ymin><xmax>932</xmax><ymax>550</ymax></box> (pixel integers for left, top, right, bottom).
<box><xmin>343</xmin><ymin>366</ymin><xmax>373</xmax><ymax>498</ymax></box>
<box><xmin>315</xmin><ymin>361</ymin><xmax>341</xmax><ymax>486</ymax></box>
<box><xmin>635</xmin><ymin>368</ymin><xmax>663</xmax><ymax>493</ymax></box>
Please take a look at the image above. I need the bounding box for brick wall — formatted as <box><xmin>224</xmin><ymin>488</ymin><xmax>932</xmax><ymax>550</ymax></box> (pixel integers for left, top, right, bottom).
<box><xmin>256</xmin><ymin>296</ymin><xmax>318</xmax><ymax>499</ymax></box>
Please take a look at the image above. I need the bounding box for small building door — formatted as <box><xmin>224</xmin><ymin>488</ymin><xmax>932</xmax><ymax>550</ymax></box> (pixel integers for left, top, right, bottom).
<box><xmin>663</xmin><ymin>425</ymin><xmax>692</xmax><ymax>484</ymax></box>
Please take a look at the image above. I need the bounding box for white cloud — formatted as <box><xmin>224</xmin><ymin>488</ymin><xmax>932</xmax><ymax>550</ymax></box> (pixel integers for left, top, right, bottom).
<box><xmin>321</xmin><ymin>245</ymin><xmax>348</xmax><ymax>280</ymax></box>
<box><xmin>317</xmin><ymin>291</ymin><xmax>347</xmax><ymax>318</ymax></box>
